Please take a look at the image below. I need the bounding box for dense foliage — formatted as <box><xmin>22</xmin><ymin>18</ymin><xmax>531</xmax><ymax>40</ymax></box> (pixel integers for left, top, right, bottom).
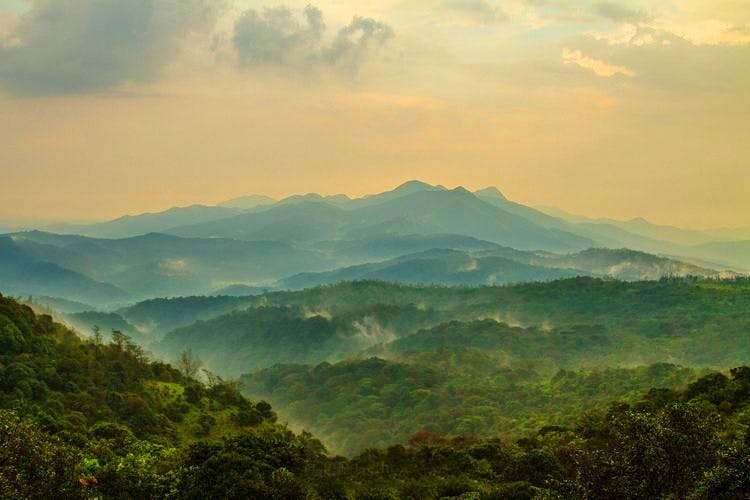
<box><xmin>3</xmin><ymin>290</ymin><xmax>750</xmax><ymax>498</ymax></box>
<box><xmin>244</xmin><ymin>356</ymin><xmax>700</xmax><ymax>455</ymax></box>
<box><xmin>159</xmin><ymin>302</ymin><xmax>441</xmax><ymax>376</ymax></box>
<box><xmin>115</xmin><ymin>295</ymin><xmax>255</xmax><ymax>338</ymax></box>
<box><xmin>160</xmin><ymin>278</ymin><xmax>750</xmax><ymax>375</ymax></box>
<box><xmin>0</xmin><ymin>293</ymin><xmax>277</xmax><ymax>497</ymax></box>
<box><xmin>0</xmin><ymin>294</ymin><xmax>273</xmax><ymax>445</ymax></box>
<box><xmin>149</xmin><ymin>277</ymin><xmax>750</xmax><ymax>455</ymax></box>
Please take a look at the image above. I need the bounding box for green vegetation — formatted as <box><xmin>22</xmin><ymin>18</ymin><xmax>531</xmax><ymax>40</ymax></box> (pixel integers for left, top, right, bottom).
<box><xmin>0</xmin><ymin>292</ymin><xmax>262</xmax><ymax>446</ymax></box>
<box><xmin>243</xmin><ymin>357</ymin><xmax>701</xmax><ymax>455</ymax></box>
<box><xmin>116</xmin><ymin>295</ymin><xmax>255</xmax><ymax>338</ymax></box>
<box><xmin>0</xmin><ymin>280</ymin><xmax>750</xmax><ymax>499</ymax></box>
<box><xmin>160</xmin><ymin>276</ymin><xmax>750</xmax><ymax>457</ymax></box>
<box><xmin>0</xmin><ymin>293</ymin><xmax>277</xmax><ymax>497</ymax></box>
<box><xmin>67</xmin><ymin>310</ymin><xmax>143</xmax><ymax>341</ymax></box>
<box><xmin>159</xmin><ymin>302</ymin><xmax>441</xmax><ymax>375</ymax></box>
<box><xmin>281</xmin><ymin>247</ymin><xmax>722</xmax><ymax>290</ymax></box>
<box><xmin>160</xmin><ymin>277</ymin><xmax>750</xmax><ymax>378</ymax></box>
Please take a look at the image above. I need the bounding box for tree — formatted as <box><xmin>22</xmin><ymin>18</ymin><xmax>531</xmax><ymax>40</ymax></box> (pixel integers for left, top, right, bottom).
<box><xmin>111</xmin><ymin>329</ymin><xmax>126</xmax><ymax>350</ymax></box>
<box><xmin>92</xmin><ymin>324</ymin><xmax>103</xmax><ymax>345</ymax></box>
<box><xmin>0</xmin><ymin>411</ymin><xmax>82</xmax><ymax>498</ymax></box>
<box><xmin>178</xmin><ymin>349</ymin><xmax>203</xmax><ymax>379</ymax></box>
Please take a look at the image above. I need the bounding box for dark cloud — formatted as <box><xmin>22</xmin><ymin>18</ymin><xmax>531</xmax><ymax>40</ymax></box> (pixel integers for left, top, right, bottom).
<box><xmin>592</xmin><ymin>1</ymin><xmax>652</xmax><ymax>24</ymax></box>
<box><xmin>233</xmin><ymin>5</ymin><xmax>325</xmax><ymax>67</ymax></box>
<box><xmin>325</xmin><ymin>17</ymin><xmax>393</xmax><ymax>75</ymax></box>
<box><xmin>233</xmin><ymin>5</ymin><xmax>393</xmax><ymax>75</ymax></box>
<box><xmin>0</xmin><ymin>0</ymin><xmax>220</xmax><ymax>96</ymax></box>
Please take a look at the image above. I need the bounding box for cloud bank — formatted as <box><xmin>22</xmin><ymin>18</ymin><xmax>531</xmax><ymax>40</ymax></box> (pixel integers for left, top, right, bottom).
<box><xmin>0</xmin><ymin>0</ymin><xmax>220</xmax><ymax>96</ymax></box>
<box><xmin>233</xmin><ymin>5</ymin><xmax>393</xmax><ymax>76</ymax></box>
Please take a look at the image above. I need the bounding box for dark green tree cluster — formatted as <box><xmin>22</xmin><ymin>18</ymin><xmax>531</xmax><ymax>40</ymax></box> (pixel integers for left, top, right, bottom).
<box><xmin>243</xmin><ymin>354</ymin><xmax>701</xmax><ymax>454</ymax></box>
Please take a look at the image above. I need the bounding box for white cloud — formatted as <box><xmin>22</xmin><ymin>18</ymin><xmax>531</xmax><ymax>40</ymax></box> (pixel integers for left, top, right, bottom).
<box><xmin>590</xmin><ymin>23</ymin><xmax>655</xmax><ymax>46</ymax></box>
<box><xmin>561</xmin><ymin>47</ymin><xmax>635</xmax><ymax>77</ymax></box>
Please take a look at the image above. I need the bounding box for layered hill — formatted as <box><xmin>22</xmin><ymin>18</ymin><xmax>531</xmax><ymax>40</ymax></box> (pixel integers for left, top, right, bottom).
<box><xmin>19</xmin><ymin>181</ymin><xmax>747</xmax><ymax>269</ymax></box>
<box><xmin>3</xmin><ymin>180</ymin><xmax>745</xmax><ymax>305</ymax></box>
<box><xmin>157</xmin><ymin>278</ymin><xmax>750</xmax><ymax>378</ymax></box>
<box><xmin>281</xmin><ymin>249</ymin><xmax>578</xmax><ymax>289</ymax></box>
<box><xmin>1</xmin><ymin>231</ymin><xmax>334</xmax><ymax>302</ymax></box>
<box><xmin>280</xmin><ymin>247</ymin><xmax>722</xmax><ymax>289</ymax></box>
<box><xmin>0</xmin><ymin>236</ymin><xmax>129</xmax><ymax>305</ymax></box>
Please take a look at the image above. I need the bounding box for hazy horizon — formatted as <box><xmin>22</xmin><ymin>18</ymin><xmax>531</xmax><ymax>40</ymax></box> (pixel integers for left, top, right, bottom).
<box><xmin>1</xmin><ymin>178</ymin><xmax>749</xmax><ymax>232</ymax></box>
<box><xmin>1</xmin><ymin>0</ymin><xmax>749</xmax><ymax>229</ymax></box>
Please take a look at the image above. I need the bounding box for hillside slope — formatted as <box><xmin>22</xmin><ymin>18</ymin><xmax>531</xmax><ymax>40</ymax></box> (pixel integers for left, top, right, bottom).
<box><xmin>3</xmin><ymin>231</ymin><xmax>334</xmax><ymax>300</ymax></box>
<box><xmin>45</xmin><ymin>205</ymin><xmax>244</xmax><ymax>238</ymax></box>
<box><xmin>0</xmin><ymin>236</ymin><xmax>129</xmax><ymax>305</ymax></box>
<box><xmin>280</xmin><ymin>247</ymin><xmax>723</xmax><ymax>289</ymax></box>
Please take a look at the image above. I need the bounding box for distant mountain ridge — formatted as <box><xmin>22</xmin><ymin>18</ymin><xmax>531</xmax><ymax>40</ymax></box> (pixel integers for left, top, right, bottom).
<box><xmin>24</xmin><ymin>180</ymin><xmax>749</xmax><ymax>269</ymax></box>
<box><xmin>2</xmin><ymin>231</ymin><xmax>334</xmax><ymax>302</ymax></box>
<box><xmin>538</xmin><ymin>205</ymin><xmax>750</xmax><ymax>247</ymax></box>
<box><xmin>167</xmin><ymin>185</ymin><xmax>594</xmax><ymax>252</ymax></box>
<box><xmin>1</xmin><ymin>180</ymin><xmax>746</xmax><ymax>305</ymax></box>
<box><xmin>44</xmin><ymin>204</ymin><xmax>244</xmax><ymax>238</ymax></box>
<box><xmin>279</xmin><ymin>247</ymin><xmax>727</xmax><ymax>290</ymax></box>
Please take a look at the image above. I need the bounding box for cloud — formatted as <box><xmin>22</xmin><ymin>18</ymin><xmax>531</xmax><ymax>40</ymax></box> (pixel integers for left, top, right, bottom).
<box><xmin>592</xmin><ymin>1</ymin><xmax>653</xmax><ymax>24</ymax></box>
<box><xmin>0</xmin><ymin>0</ymin><xmax>221</xmax><ymax>97</ymax></box>
<box><xmin>232</xmin><ymin>4</ymin><xmax>393</xmax><ymax>76</ymax></box>
<box><xmin>233</xmin><ymin>5</ymin><xmax>325</xmax><ymax>68</ymax></box>
<box><xmin>440</xmin><ymin>0</ymin><xmax>507</xmax><ymax>25</ymax></box>
<box><xmin>565</xmin><ymin>26</ymin><xmax>750</xmax><ymax>91</ymax></box>
<box><xmin>394</xmin><ymin>0</ymin><xmax>507</xmax><ymax>27</ymax></box>
<box><xmin>589</xmin><ymin>23</ymin><xmax>657</xmax><ymax>46</ymax></box>
<box><xmin>325</xmin><ymin>17</ymin><xmax>394</xmax><ymax>75</ymax></box>
<box><xmin>561</xmin><ymin>47</ymin><xmax>635</xmax><ymax>77</ymax></box>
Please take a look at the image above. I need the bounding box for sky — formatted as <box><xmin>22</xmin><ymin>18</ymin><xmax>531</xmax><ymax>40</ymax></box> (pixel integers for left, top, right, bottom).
<box><xmin>0</xmin><ymin>0</ymin><xmax>748</xmax><ymax>229</ymax></box>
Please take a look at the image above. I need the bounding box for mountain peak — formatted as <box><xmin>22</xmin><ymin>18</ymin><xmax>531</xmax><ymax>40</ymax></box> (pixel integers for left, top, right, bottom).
<box><xmin>393</xmin><ymin>180</ymin><xmax>437</xmax><ymax>193</ymax></box>
<box><xmin>474</xmin><ymin>187</ymin><xmax>507</xmax><ymax>200</ymax></box>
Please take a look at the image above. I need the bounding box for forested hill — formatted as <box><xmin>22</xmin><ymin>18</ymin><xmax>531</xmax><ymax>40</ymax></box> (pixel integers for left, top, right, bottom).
<box><xmin>0</xmin><ymin>293</ymin><xmax>284</xmax><ymax>497</ymax></box>
<box><xmin>0</xmin><ymin>293</ymin><xmax>275</xmax><ymax>444</ymax></box>
<box><xmin>160</xmin><ymin>277</ymin><xmax>750</xmax><ymax>377</ymax></box>
<box><xmin>3</xmin><ymin>291</ymin><xmax>750</xmax><ymax>497</ymax></box>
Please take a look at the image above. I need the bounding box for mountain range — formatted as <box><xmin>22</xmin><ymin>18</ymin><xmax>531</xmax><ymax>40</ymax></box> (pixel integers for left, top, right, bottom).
<box><xmin>1</xmin><ymin>180</ymin><xmax>746</xmax><ymax>306</ymax></box>
<box><xmin>31</xmin><ymin>180</ymin><xmax>749</xmax><ymax>266</ymax></box>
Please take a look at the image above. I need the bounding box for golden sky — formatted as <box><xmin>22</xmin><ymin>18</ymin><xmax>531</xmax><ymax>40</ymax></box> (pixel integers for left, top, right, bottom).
<box><xmin>1</xmin><ymin>0</ymin><xmax>749</xmax><ymax>228</ymax></box>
